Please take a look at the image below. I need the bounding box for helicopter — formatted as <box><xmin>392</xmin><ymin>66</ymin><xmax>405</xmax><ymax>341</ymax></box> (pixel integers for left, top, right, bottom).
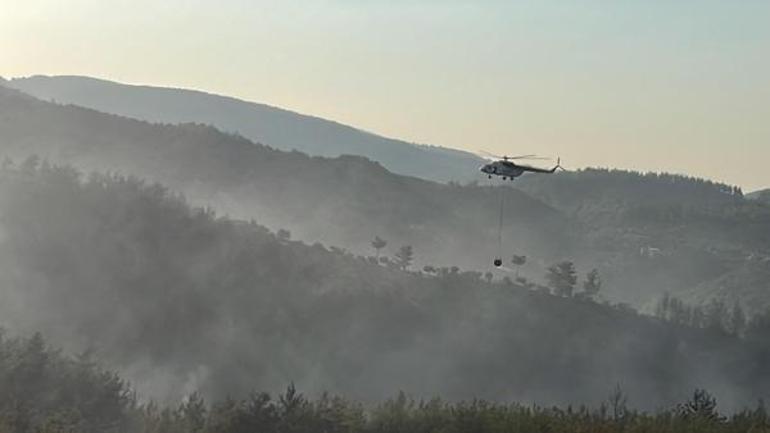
<box><xmin>479</xmin><ymin>152</ymin><xmax>562</xmax><ymax>180</ymax></box>
<box><xmin>480</xmin><ymin>152</ymin><xmax>563</xmax><ymax>268</ymax></box>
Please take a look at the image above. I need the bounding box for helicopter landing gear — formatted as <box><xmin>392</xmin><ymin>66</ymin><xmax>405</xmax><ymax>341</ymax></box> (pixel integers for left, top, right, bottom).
<box><xmin>502</xmin><ymin>177</ymin><xmax>507</xmax><ymax>181</ymax></box>
<box><xmin>488</xmin><ymin>175</ymin><xmax>492</xmax><ymax>179</ymax></box>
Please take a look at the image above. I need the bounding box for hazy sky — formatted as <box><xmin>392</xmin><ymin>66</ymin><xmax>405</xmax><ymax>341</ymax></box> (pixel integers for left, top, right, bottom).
<box><xmin>2</xmin><ymin>0</ymin><xmax>769</xmax><ymax>190</ymax></box>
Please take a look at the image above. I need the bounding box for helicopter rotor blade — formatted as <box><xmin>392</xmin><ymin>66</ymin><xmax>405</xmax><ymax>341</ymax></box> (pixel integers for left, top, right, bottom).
<box><xmin>508</xmin><ymin>155</ymin><xmax>551</xmax><ymax>160</ymax></box>
<box><xmin>478</xmin><ymin>150</ymin><xmax>553</xmax><ymax>161</ymax></box>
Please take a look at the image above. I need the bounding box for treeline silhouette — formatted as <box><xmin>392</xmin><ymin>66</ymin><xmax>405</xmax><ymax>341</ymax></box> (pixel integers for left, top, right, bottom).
<box><xmin>1</xmin><ymin>331</ymin><xmax>770</xmax><ymax>433</ymax></box>
<box><xmin>1</xmin><ymin>160</ymin><xmax>770</xmax><ymax>407</ymax></box>
<box><xmin>0</xmin><ymin>332</ymin><xmax>133</xmax><ymax>433</ymax></box>
<box><xmin>136</xmin><ymin>387</ymin><xmax>770</xmax><ymax>433</ymax></box>
<box><xmin>654</xmin><ymin>293</ymin><xmax>770</xmax><ymax>342</ymax></box>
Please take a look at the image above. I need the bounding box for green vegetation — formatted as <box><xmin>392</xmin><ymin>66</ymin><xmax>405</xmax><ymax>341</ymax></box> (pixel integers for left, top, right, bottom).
<box><xmin>2</xmin><ymin>84</ymin><xmax>770</xmax><ymax>416</ymax></box>
<box><xmin>0</xmin><ymin>332</ymin><xmax>134</xmax><ymax>433</ymax></box>
<box><xmin>126</xmin><ymin>387</ymin><xmax>770</xmax><ymax>433</ymax></box>
<box><xmin>0</xmin><ymin>332</ymin><xmax>768</xmax><ymax>433</ymax></box>
<box><xmin>581</xmin><ymin>268</ymin><xmax>602</xmax><ymax>299</ymax></box>
<box><xmin>0</xmin><ymin>160</ymin><xmax>769</xmax><ymax>408</ymax></box>
<box><xmin>371</xmin><ymin>236</ymin><xmax>387</xmax><ymax>258</ymax></box>
<box><xmin>0</xmin><ymin>81</ymin><xmax>769</xmax><ymax>432</ymax></box>
<box><xmin>653</xmin><ymin>294</ymin><xmax>766</xmax><ymax>339</ymax></box>
<box><xmin>3</xmin><ymin>83</ymin><xmax>770</xmax><ymax>313</ymax></box>
<box><xmin>546</xmin><ymin>261</ymin><xmax>578</xmax><ymax>297</ymax></box>
<box><xmin>518</xmin><ymin>168</ymin><xmax>770</xmax><ymax>307</ymax></box>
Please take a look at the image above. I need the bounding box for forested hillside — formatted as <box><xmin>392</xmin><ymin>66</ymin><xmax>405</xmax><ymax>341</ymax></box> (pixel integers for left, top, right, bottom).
<box><xmin>6</xmin><ymin>75</ymin><xmax>486</xmax><ymax>184</ymax></box>
<box><xmin>1</xmin><ymin>162</ymin><xmax>770</xmax><ymax>410</ymax></box>
<box><xmin>1</xmin><ymin>83</ymin><xmax>769</xmax><ymax>311</ymax></box>
<box><xmin>515</xmin><ymin>168</ymin><xmax>768</xmax><ymax>255</ymax></box>
<box><xmin>0</xmin><ymin>84</ymin><xmax>571</xmax><ymax>274</ymax></box>
<box><xmin>517</xmin><ymin>169</ymin><xmax>770</xmax><ymax>308</ymax></box>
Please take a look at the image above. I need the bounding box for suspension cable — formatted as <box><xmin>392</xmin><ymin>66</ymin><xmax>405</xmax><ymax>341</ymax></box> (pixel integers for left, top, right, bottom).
<box><xmin>497</xmin><ymin>185</ymin><xmax>505</xmax><ymax>259</ymax></box>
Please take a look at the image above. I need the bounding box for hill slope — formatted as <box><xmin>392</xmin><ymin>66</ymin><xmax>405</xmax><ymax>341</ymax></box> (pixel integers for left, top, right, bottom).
<box><xmin>2</xmin><ymin>83</ymin><xmax>769</xmax><ymax>310</ymax></box>
<box><xmin>6</xmin><ymin>75</ymin><xmax>486</xmax><ymax>184</ymax></box>
<box><xmin>0</xmin><ymin>83</ymin><xmax>571</xmax><ymax>273</ymax></box>
<box><xmin>1</xmin><ymin>162</ymin><xmax>769</xmax><ymax>410</ymax></box>
<box><xmin>516</xmin><ymin>169</ymin><xmax>770</xmax><ymax>309</ymax></box>
<box><xmin>748</xmin><ymin>188</ymin><xmax>770</xmax><ymax>205</ymax></box>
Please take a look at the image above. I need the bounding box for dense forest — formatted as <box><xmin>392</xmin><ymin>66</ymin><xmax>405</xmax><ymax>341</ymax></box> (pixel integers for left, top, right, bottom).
<box><xmin>516</xmin><ymin>168</ymin><xmax>770</xmax><ymax>308</ymax></box>
<box><xmin>0</xmin><ymin>161</ymin><xmax>769</xmax><ymax>410</ymax></box>
<box><xmin>2</xmin><ymin>331</ymin><xmax>770</xmax><ymax>433</ymax></box>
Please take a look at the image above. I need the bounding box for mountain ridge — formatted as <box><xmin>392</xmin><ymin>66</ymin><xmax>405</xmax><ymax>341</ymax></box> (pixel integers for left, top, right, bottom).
<box><xmin>6</xmin><ymin>75</ymin><xmax>487</xmax><ymax>184</ymax></box>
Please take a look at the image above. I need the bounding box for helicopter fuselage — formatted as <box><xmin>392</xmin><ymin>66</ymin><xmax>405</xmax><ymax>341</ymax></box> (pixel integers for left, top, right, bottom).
<box><xmin>479</xmin><ymin>160</ymin><xmax>525</xmax><ymax>180</ymax></box>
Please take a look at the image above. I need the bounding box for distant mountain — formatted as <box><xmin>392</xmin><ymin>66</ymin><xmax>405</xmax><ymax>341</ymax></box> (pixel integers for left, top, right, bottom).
<box><xmin>2</xmin><ymin>161</ymin><xmax>769</xmax><ymax>409</ymax></box>
<box><xmin>6</xmin><ymin>75</ymin><xmax>486</xmax><ymax>184</ymax></box>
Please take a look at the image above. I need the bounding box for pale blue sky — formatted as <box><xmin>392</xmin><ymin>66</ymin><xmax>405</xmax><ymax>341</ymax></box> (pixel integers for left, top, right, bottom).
<box><xmin>2</xmin><ymin>0</ymin><xmax>769</xmax><ymax>189</ymax></box>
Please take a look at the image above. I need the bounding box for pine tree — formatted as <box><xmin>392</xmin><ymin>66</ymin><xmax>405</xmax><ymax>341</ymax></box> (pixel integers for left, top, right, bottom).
<box><xmin>705</xmin><ymin>298</ymin><xmax>728</xmax><ymax>333</ymax></box>
<box><xmin>276</xmin><ymin>229</ymin><xmax>291</xmax><ymax>242</ymax></box>
<box><xmin>394</xmin><ymin>245</ymin><xmax>414</xmax><ymax>271</ymax></box>
<box><xmin>676</xmin><ymin>389</ymin><xmax>723</xmax><ymax>422</ymax></box>
<box><xmin>511</xmin><ymin>255</ymin><xmax>527</xmax><ymax>277</ymax></box>
<box><xmin>546</xmin><ymin>261</ymin><xmax>577</xmax><ymax>297</ymax></box>
<box><xmin>371</xmin><ymin>236</ymin><xmax>387</xmax><ymax>258</ymax></box>
<box><xmin>729</xmin><ymin>300</ymin><xmax>747</xmax><ymax>337</ymax></box>
<box><xmin>484</xmin><ymin>272</ymin><xmax>493</xmax><ymax>284</ymax></box>
<box><xmin>178</xmin><ymin>392</ymin><xmax>206</xmax><ymax>433</ymax></box>
<box><xmin>607</xmin><ymin>383</ymin><xmax>628</xmax><ymax>422</ymax></box>
<box><xmin>581</xmin><ymin>268</ymin><xmax>602</xmax><ymax>299</ymax></box>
